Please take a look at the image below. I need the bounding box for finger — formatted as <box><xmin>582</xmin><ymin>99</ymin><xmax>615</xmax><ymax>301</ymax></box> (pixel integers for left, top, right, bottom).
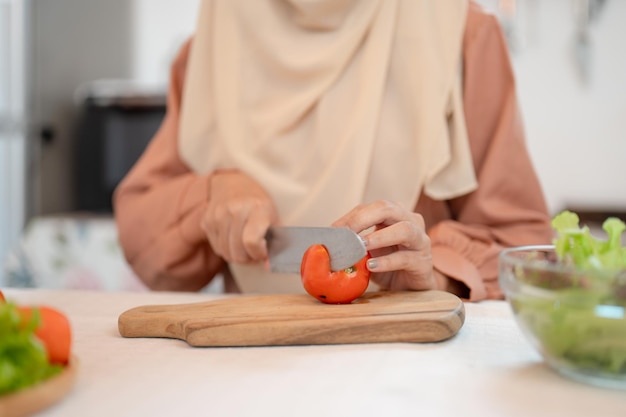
<box><xmin>371</xmin><ymin>269</ymin><xmax>436</xmax><ymax>291</ymax></box>
<box><xmin>206</xmin><ymin>202</ymin><xmax>243</xmax><ymax>262</ymax></box>
<box><xmin>364</xmin><ymin>220</ymin><xmax>429</xmax><ymax>251</ymax></box>
<box><xmin>241</xmin><ymin>205</ymin><xmax>274</xmax><ymax>261</ymax></box>
<box><xmin>202</xmin><ymin>205</ymin><xmax>226</xmax><ymax>258</ymax></box>
<box><xmin>332</xmin><ymin>200</ymin><xmax>413</xmax><ymax>234</ymax></box>
<box><xmin>214</xmin><ymin>205</ymin><xmax>239</xmax><ymax>261</ymax></box>
<box><xmin>367</xmin><ymin>250</ymin><xmax>432</xmax><ymax>274</ymax></box>
<box><xmin>227</xmin><ymin>207</ymin><xmax>253</xmax><ymax>264</ymax></box>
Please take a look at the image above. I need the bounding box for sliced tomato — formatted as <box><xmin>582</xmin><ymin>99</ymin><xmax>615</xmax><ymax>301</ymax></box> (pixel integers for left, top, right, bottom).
<box><xmin>300</xmin><ymin>244</ymin><xmax>370</xmax><ymax>304</ymax></box>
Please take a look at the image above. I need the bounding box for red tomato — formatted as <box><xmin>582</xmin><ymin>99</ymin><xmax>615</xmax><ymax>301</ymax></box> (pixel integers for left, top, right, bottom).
<box><xmin>0</xmin><ymin>290</ymin><xmax>4</xmax><ymax>302</ymax></box>
<box><xmin>300</xmin><ymin>244</ymin><xmax>370</xmax><ymax>304</ymax></box>
<box><xmin>19</xmin><ymin>306</ymin><xmax>72</xmax><ymax>365</ymax></box>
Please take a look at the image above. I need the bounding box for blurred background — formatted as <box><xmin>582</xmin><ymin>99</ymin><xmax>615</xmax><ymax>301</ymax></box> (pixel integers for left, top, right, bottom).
<box><xmin>0</xmin><ymin>0</ymin><xmax>624</xmax><ymax>289</ymax></box>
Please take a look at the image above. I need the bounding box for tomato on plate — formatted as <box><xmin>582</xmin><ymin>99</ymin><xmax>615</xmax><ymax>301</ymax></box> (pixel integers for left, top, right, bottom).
<box><xmin>0</xmin><ymin>291</ymin><xmax>71</xmax><ymax>364</ymax></box>
<box><xmin>18</xmin><ymin>306</ymin><xmax>72</xmax><ymax>365</ymax></box>
<box><xmin>300</xmin><ymin>244</ymin><xmax>370</xmax><ymax>304</ymax></box>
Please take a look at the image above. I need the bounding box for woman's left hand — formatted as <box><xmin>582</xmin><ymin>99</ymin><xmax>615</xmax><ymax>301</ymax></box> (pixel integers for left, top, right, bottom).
<box><xmin>332</xmin><ymin>200</ymin><xmax>436</xmax><ymax>291</ymax></box>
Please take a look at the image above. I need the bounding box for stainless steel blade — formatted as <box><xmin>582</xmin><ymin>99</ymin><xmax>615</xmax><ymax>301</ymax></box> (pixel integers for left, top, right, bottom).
<box><xmin>266</xmin><ymin>227</ymin><xmax>367</xmax><ymax>274</ymax></box>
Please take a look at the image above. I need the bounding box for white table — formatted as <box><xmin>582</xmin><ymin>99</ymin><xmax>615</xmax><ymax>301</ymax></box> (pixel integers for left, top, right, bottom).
<box><xmin>4</xmin><ymin>288</ymin><xmax>626</xmax><ymax>417</ymax></box>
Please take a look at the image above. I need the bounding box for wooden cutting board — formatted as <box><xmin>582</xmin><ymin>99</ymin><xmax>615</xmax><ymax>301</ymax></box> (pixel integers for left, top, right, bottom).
<box><xmin>118</xmin><ymin>290</ymin><xmax>465</xmax><ymax>347</ymax></box>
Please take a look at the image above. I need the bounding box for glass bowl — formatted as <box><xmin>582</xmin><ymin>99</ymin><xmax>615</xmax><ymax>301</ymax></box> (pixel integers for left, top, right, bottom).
<box><xmin>499</xmin><ymin>245</ymin><xmax>626</xmax><ymax>390</ymax></box>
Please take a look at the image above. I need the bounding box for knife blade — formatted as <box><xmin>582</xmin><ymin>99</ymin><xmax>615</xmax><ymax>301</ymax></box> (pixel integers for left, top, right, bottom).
<box><xmin>266</xmin><ymin>227</ymin><xmax>367</xmax><ymax>274</ymax></box>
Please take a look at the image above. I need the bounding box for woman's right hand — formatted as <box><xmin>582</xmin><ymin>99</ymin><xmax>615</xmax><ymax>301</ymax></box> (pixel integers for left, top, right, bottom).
<box><xmin>201</xmin><ymin>169</ymin><xmax>279</xmax><ymax>264</ymax></box>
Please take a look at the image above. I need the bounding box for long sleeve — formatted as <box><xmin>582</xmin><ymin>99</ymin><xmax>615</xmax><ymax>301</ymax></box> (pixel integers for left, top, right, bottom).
<box><xmin>427</xmin><ymin>6</ymin><xmax>553</xmax><ymax>301</ymax></box>
<box><xmin>113</xmin><ymin>41</ymin><xmax>225</xmax><ymax>291</ymax></box>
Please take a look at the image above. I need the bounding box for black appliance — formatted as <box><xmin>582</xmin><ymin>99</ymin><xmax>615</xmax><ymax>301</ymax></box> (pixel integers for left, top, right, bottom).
<box><xmin>74</xmin><ymin>84</ymin><xmax>166</xmax><ymax>212</ymax></box>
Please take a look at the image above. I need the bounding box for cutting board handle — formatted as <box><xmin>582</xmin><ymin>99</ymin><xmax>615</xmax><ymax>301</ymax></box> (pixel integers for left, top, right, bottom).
<box><xmin>118</xmin><ymin>304</ymin><xmax>194</xmax><ymax>340</ymax></box>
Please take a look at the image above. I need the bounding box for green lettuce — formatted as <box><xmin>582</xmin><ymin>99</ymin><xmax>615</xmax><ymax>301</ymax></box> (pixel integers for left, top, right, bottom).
<box><xmin>0</xmin><ymin>302</ymin><xmax>62</xmax><ymax>396</ymax></box>
<box><xmin>513</xmin><ymin>210</ymin><xmax>626</xmax><ymax>379</ymax></box>
<box><xmin>551</xmin><ymin>210</ymin><xmax>626</xmax><ymax>272</ymax></box>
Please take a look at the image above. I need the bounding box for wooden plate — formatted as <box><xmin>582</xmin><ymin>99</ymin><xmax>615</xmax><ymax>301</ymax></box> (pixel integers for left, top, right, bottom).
<box><xmin>0</xmin><ymin>356</ymin><xmax>78</xmax><ymax>417</ymax></box>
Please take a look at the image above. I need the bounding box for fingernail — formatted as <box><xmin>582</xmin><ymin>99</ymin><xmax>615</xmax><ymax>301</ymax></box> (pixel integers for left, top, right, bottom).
<box><xmin>367</xmin><ymin>258</ymin><xmax>378</xmax><ymax>270</ymax></box>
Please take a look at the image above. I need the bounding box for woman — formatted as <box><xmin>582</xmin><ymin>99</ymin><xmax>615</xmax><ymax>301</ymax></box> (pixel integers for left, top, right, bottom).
<box><xmin>113</xmin><ymin>0</ymin><xmax>553</xmax><ymax>301</ymax></box>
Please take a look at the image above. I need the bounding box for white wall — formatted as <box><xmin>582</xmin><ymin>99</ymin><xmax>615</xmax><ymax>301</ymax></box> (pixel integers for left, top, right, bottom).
<box><xmin>476</xmin><ymin>0</ymin><xmax>626</xmax><ymax>215</ymax></box>
<box><xmin>130</xmin><ymin>0</ymin><xmax>200</xmax><ymax>86</ymax></box>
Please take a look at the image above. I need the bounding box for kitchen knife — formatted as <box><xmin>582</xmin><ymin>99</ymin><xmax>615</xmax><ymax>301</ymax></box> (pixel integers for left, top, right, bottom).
<box><xmin>266</xmin><ymin>227</ymin><xmax>367</xmax><ymax>274</ymax></box>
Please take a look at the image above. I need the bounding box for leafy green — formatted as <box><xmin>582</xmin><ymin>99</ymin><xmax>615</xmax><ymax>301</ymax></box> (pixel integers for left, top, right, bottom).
<box><xmin>551</xmin><ymin>210</ymin><xmax>626</xmax><ymax>272</ymax></box>
<box><xmin>0</xmin><ymin>302</ymin><xmax>62</xmax><ymax>396</ymax></box>
<box><xmin>513</xmin><ymin>210</ymin><xmax>626</xmax><ymax>379</ymax></box>
<box><xmin>512</xmin><ymin>293</ymin><xmax>626</xmax><ymax>376</ymax></box>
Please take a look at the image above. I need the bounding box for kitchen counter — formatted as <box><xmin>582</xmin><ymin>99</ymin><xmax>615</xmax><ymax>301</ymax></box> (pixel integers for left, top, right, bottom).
<box><xmin>3</xmin><ymin>288</ymin><xmax>626</xmax><ymax>417</ymax></box>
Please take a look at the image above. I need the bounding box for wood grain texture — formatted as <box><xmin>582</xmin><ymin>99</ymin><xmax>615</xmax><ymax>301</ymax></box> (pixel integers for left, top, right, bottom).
<box><xmin>0</xmin><ymin>356</ymin><xmax>78</xmax><ymax>417</ymax></box>
<box><xmin>118</xmin><ymin>291</ymin><xmax>465</xmax><ymax>346</ymax></box>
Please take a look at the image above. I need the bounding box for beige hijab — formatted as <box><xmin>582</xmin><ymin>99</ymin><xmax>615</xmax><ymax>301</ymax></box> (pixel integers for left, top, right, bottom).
<box><xmin>179</xmin><ymin>0</ymin><xmax>477</xmax><ymax>293</ymax></box>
